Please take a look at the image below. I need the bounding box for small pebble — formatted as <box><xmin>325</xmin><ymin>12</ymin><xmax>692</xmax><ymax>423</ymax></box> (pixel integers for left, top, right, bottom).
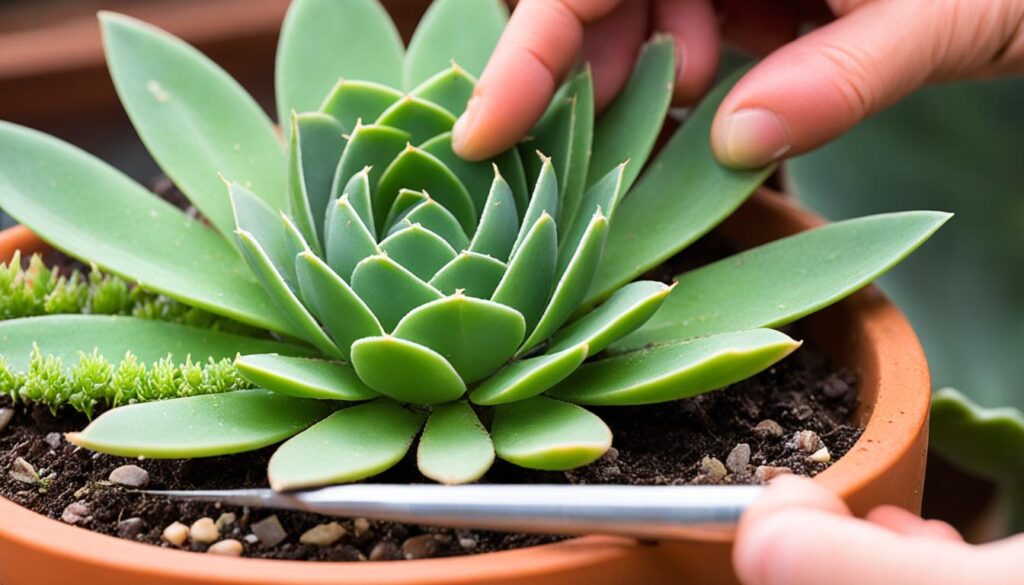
<box><xmin>327</xmin><ymin>545</ymin><xmax>367</xmax><ymax>562</ymax></box>
<box><xmin>699</xmin><ymin>456</ymin><xmax>727</xmax><ymax>481</ymax></box>
<box><xmin>117</xmin><ymin>517</ymin><xmax>145</xmax><ymax>539</ymax></box>
<box><xmin>61</xmin><ymin>502</ymin><xmax>90</xmax><ymax>525</ymax></box>
<box><xmin>402</xmin><ymin>534</ymin><xmax>442</xmax><ymax>560</ymax></box>
<box><xmin>600</xmin><ymin>447</ymin><xmax>619</xmax><ymax>462</ymax></box>
<box><xmin>207</xmin><ymin>539</ymin><xmax>244</xmax><ymax>557</ymax></box>
<box><xmin>243</xmin><ymin>534</ymin><xmax>260</xmax><ymax>545</ymax></box>
<box><xmin>369</xmin><ymin>540</ymin><xmax>402</xmax><ymax>561</ymax></box>
<box><xmin>808</xmin><ymin>446</ymin><xmax>831</xmax><ymax>463</ymax></box>
<box><xmin>251</xmin><ymin>515</ymin><xmax>287</xmax><ymax>548</ymax></box>
<box><xmin>108</xmin><ymin>464</ymin><xmax>150</xmax><ymax>488</ymax></box>
<box><xmin>9</xmin><ymin>457</ymin><xmax>39</xmax><ymax>485</ymax></box>
<box><xmin>215</xmin><ymin>513</ymin><xmax>237</xmax><ymax>531</ymax></box>
<box><xmin>821</xmin><ymin>374</ymin><xmax>850</xmax><ymax>398</ymax></box>
<box><xmin>458</xmin><ymin>537</ymin><xmax>478</xmax><ymax>550</ymax></box>
<box><xmin>300</xmin><ymin>522</ymin><xmax>346</xmax><ymax>547</ymax></box>
<box><xmin>190</xmin><ymin>517</ymin><xmax>220</xmax><ymax>545</ymax></box>
<box><xmin>787</xmin><ymin>430</ymin><xmax>823</xmax><ymax>453</ymax></box>
<box><xmin>755</xmin><ymin>465</ymin><xmax>792</xmax><ymax>482</ymax></box>
<box><xmin>0</xmin><ymin>408</ymin><xmax>12</xmax><ymax>433</ymax></box>
<box><xmin>726</xmin><ymin>443</ymin><xmax>751</xmax><ymax>474</ymax></box>
<box><xmin>353</xmin><ymin>517</ymin><xmax>372</xmax><ymax>538</ymax></box>
<box><xmin>44</xmin><ymin>432</ymin><xmax>62</xmax><ymax>450</ymax></box>
<box><xmin>753</xmin><ymin>419</ymin><xmax>784</xmax><ymax>437</ymax></box>
<box><xmin>163</xmin><ymin>522</ymin><xmax>189</xmax><ymax>547</ymax></box>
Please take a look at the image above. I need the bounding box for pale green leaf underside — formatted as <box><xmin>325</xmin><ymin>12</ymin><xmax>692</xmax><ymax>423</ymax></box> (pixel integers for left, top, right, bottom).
<box><xmin>930</xmin><ymin>388</ymin><xmax>1024</xmax><ymax>482</ymax></box>
<box><xmin>0</xmin><ymin>315</ymin><xmax>311</xmax><ymax>372</ymax></box>
<box><xmin>548</xmin><ymin>280</ymin><xmax>671</xmax><ymax>356</ymax></box>
<box><xmin>470</xmin><ymin>343</ymin><xmax>588</xmax><ymax>406</ymax></box>
<box><xmin>0</xmin><ymin>122</ymin><xmax>293</xmax><ymax>335</ymax></box>
<box><xmin>268</xmin><ymin>399</ymin><xmax>424</xmax><ymax>491</ymax></box>
<box><xmin>350</xmin><ymin>336</ymin><xmax>465</xmax><ymax>404</ymax></box>
<box><xmin>550</xmin><ymin>329</ymin><xmax>800</xmax><ymax>406</ymax></box>
<box><xmin>68</xmin><ymin>389</ymin><xmax>331</xmax><ymax>458</ymax></box>
<box><xmin>616</xmin><ymin>211</ymin><xmax>952</xmax><ymax>351</ymax></box>
<box><xmin>588</xmin><ymin>67</ymin><xmax>773</xmax><ymax>305</ymax></box>
<box><xmin>403</xmin><ymin>0</ymin><xmax>508</xmax><ymax>89</ymax></box>
<box><xmin>275</xmin><ymin>0</ymin><xmax>404</xmax><ymax>128</ymax></box>
<box><xmin>101</xmin><ymin>12</ymin><xmax>286</xmax><ymax>238</ymax></box>
<box><xmin>492</xmin><ymin>396</ymin><xmax>611</xmax><ymax>470</ymax></box>
<box><xmin>235</xmin><ymin>354</ymin><xmax>378</xmax><ymax>401</ymax></box>
<box><xmin>417</xmin><ymin>401</ymin><xmax>495</xmax><ymax>484</ymax></box>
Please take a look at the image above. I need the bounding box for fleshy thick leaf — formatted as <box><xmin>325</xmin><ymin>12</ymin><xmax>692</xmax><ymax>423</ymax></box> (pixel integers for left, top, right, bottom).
<box><xmin>235</xmin><ymin>354</ymin><xmax>378</xmax><ymax>401</ymax></box>
<box><xmin>351</xmin><ymin>255</ymin><xmax>443</xmax><ymax>332</ymax></box>
<box><xmin>403</xmin><ymin>0</ymin><xmax>507</xmax><ymax>89</ymax></box>
<box><xmin>492</xmin><ymin>396</ymin><xmax>611</xmax><ymax>470</ymax></box>
<box><xmin>550</xmin><ymin>329</ymin><xmax>800</xmax><ymax>406</ymax></box>
<box><xmin>101</xmin><ymin>13</ymin><xmax>286</xmax><ymax>237</ymax></box>
<box><xmin>410</xmin><ymin>64</ymin><xmax>477</xmax><ymax>117</ymax></box>
<box><xmin>333</xmin><ymin>168</ymin><xmax>375</xmax><ymax>236</ymax></box>
<box><xmin>558</xmin><ymin>163</ymin><xmax>625</xmax><ymax>273</ymax></box>
<box><xmin>0</xmin><ymin>315</ymin><xmax>311</xmax><ymax>372</ymax></box>
<box><xmin>382</xmin><ymin>189</ymin><xmax>430</xmax><ymax>233</ymax></box>
<box><xmin>375</xmin><ymin>146</ymin><xmax>476</xmax><ymax>235</ymax></box>
<box><xmin>417</xmin><ymin>402</ymin><xmax>495</xmax><ymax>484</ymax></box>
<box><xmin>548</xmin><ymin>281</ymin><xmax>671</xmax><ymax>356</ymax></box>
<box><xmin>470</xmin><ymin>343</ymin><xmax>588</xmax><ymax>406</ymax></box>
<box><xmin>587</xmin><ymin>68</ymin><xmax>773</xmax><ymax>305</ymax></box>
<box><xmin>229</xmin><ymin>182</ymin><xmax>299</xmax><ymax>290</ymax></box>
<box><xmin>275</xmin><ymin>0</ymin><xmax>403</xmax><ymax>127</ymax></box>
<box><xmin>68</xmin><ymin>390</ymin><xmax>331</xmax><ymax>458</ymax></box>
<box><xmin>393</xmin><ymin>296</ymin><xmax>525</xmax><ymax>383</ymax></box>
<box><xmin>616</xmin><ymin>211</ymin><xmax>951</xmax><ymax>350</ymax></box>
<box><xmin>429</xmin><ymin>252</ymin><xmax>507</xmax><ymax>298</ymax></box>
<box><xmin>324</xmin><ymin>195</ymin><xmax>381</xmax><ymax>282</ymax></box>
<box><xmin>419</xmin><ymin>133</ymin><xmax>529</xmax><ymax>214</ymax></box>
<box><xmin>469</xmin><ymin>174</ymin><xmax>519</xmax><ymax>261</ymax></box>
<box><xmin>375</xmin><ymin>96</ymin><xmax>456</xmax><ymax>144</ymax></box>
<box><xmin>334</xmin><ymin>124</ymin><xmax>410</xmax><ymax>199</ymax></box>
<box><xmin>492</xmin><ymin>213</ymin><xmax>557</xmax><ymax>333</ymax></box>
<box><xmin>288</xmin><ymin>113</ymin><xmax>346</xmax><ymax>250</ymax></box>
<box><xmin>512</xmin><ymin>157</ymin><xmax>559</xmax><ymax>256</ymax></box>
<box><xmin>0</xmin><ymin>122</ymin><xmax>291</xmax><ymax>334</ymax></box>
<box><xmin>931</xmin><ymin>388</ymin><xmax>1024</xmax><ymax>482</ymax></box>
<box><xmin>587</xmin><ymin>36</ymin><xmax>675</xmax><ymax>191</ymax></box>
<box><xmin>295</xmin><ymin>251</ymin><xmax>383</xmax><ymax>359</ymax></box>
<box><xmin>379</xmin><ymin>224</ymin><xmax>458</xmax><ymax>280</ymax></box>
<box><xmin>268</xmin><ymin>399</ymin><xmax>424</xmax><ymax>490</ymax></box>
<box><xmin>350</xmin><ymin>336</ymin><xmax>466</xmax><ymax>404</ymax></box>
<box><xmin>320</xmin><ymin>80</ymin><xmax>403</xmax><ymax>133</ymax></box>
<box><xmin>399</xmin><ymin>200</ymin><xmax>470</xmax><ymax>250</ymax></box>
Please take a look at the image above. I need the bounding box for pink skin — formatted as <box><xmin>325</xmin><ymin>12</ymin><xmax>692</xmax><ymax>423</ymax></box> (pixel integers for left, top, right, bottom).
<box><xmin>735</xmin><ymin>475</ymin><xmax>1024</xmax><ymax>585</ymax></box>
<box><xmin>452</xmin><ymin>0</ymin><xmax>1024</xmax><ymax>168</ymax></box>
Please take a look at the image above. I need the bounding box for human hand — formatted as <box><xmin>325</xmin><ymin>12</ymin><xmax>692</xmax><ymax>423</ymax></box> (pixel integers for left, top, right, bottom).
<box><xmin>452</xmin><ymin>0</ymin><xmax>1024</xmax><ymax>168</ymax></box>
<box><xmin>734</xmin><ymin>475</ymin><xmax>1024</xmax><ymax>585</ymax></box>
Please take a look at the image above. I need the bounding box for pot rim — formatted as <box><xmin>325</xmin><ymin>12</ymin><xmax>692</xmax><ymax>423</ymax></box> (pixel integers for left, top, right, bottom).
<box><xmin>0</xmin><ymin>189</ymin><xmax>931</xmax><ymax>584</ymax></box>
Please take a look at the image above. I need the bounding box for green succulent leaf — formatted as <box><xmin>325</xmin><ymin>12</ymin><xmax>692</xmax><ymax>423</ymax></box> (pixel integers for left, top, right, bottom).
<box><xmin>429</xmin><ymin>252</ymin><xmax>507</xmax><ymax>298</ymax></box>
<box><xmin>550</xmin><ymin>329</ymin><xmax>800</xmax><ymax>406</ymax></box>
<box><xmin>0</xmin><ymin>315</ymin><xmax>311</xmax><ymax>372</ymax></box>
<box><xmin>558</xmin><ymin>163</ymin><xmax>625</xmax><ymax>273</ymax></box>
<box><xmin>587</xmin><ymin>67</ymin><xmax>773</xmax><ymax>305</ymax></box>
<box><xmin>334</xmin><ymin>168</ymin><xmax>376</xmax><ymax>235</ymax></box>
<box><xmin>68</xmin><ymin>389</ymin><xmax>332</xmax><ymax>458</ymax></box>
<box><xmin>512</xmin><ymin>157</ymin><xmax>559</xmax><ymax>256</ymax></box>
<box><xmin>468</xmin><ymin>174</ymin><xmax>519</xmax><ymax>261</ymax></box>
<box><xmin>931</xmin><ymin>388</ymin><xmax>1024</xmax><ymax>482</ymax></box>
<box><xmin>229</xmin><ymin>182</ymin><xmax>301</xmax><ymax>290</ymax></box>
<box><xmin>383</xmin><ymin>189</ymin><xmax>431</xmax><ymax>232</ymax></box>
<box><xmin>520</xmin><ymin>213</ymin><xmax>608</xmax><ymax>354</ymax></box>
<box><xmin>235</xmin><ymin>354</ymin><xmax>378</xmax><ymax>402</ymax></box>
<box><xmin>281</xmin><ymin>213</ymin><xmax>312</xmax><ymax>262</ymax></box>
<box><xmin>403</xmin><ymin>0</ymin><xmax>507</xmax><ymax>89</ymax></box>
<box><xmin>350</xmin><ymin>336</ymin><xmax>466</xmax><ymax>404</ymax></box>
<box><xmin>375</xmin><ymin>145</ymin><xmax>476</xmax><ymax>235</ymax></box>
<box><xmin>393</xmin><ymin>295</ymin><xmax>525</xmax><ymax>383</ymax></box>
<box><xmin>492</xmin><ymin>396</ymin><xmax>611</xmax><ymax>470</ymax></box>
<box><xmin>375</xmin><ymin>96</ymin><xmax>457</xmax><ymax>144</ymax></box>
<box><xmin>491</xmin><ymin>213</ymin><xmax>557</xmax><ymax>333</ymax></box>
<box><xmin>288</xmin><ymin>113</ymin><xmax>346</xmax><ymax>251</ymax></box>
<box><xmin>268</xmin><ymin>399</ymin><xmax>425</xmax><ymax>490</ymax></box>
<box><xmin>410</xmin><ymin>64</ymin><xmax>477</xmax><ymax>117</ymax></box>
<box><xmin>470</xmin><ymin>343</ymin><xmax>588</xmax><ymax>405</ymax></box>
<box><xmin>334</xmin><ymin>123</ymin><xmax>410</xmax><ymax>197</ymax></box>
<box><xmin>617</xmin><ymin>211</ymin><xmax>952</xmax><ymax>350</ymax></box>
<box><xmin>419</xmin><ymin>133</ymin><xmax>530</xmax><ymax>214</ymax></box>
<box><xmin>588</xmin><ymin>36</ymin><xmax>675</xmax><ymax>191</ymax></box>
<box><xmin>295</xmin><ymin>251</ymin><xmax>383</xmax><ymax>359</ymax></box>
<box><xmin>320</xmin><ymin>80</ymin><xmax>403</xmax><ymax>133</ymax></box>
<box><xmin>101</xmin><ymin>12</ymin><xmax>286</xmax><ymax>238</ymax></box>
<box><xmin>235</xmin><ymin>230</ymin><xmax>340</xmax><ymax>358</ymax></box>
<box><xmin>324</xmin><ymin>195</ymin><xmax>381</xmax><ymax>282</ymax></box>
<box><xmin>351</xmin><ymin>255</ymin><xmax>443</xmax><ymax>332</ymax></box>
<box><xmin>397</xmin><ymin>199</ymin><xmax>471</xmax><ymax>250</ymax></box>
<box><xmin>417</xmin><ymin>401</ymin><xmax>495</xmax><ymax>484</ymax></box>
<box><xmin>379</xmin><ymin>224</ymin><xmax>458</xmax><ymax>280</ymax></box>
<box><xmin>548</xmin><ymin>280</ymin><xmax>672</xmax><ymax>356</ymax></box>
<box><xmin>0</xmin><ymin>123</ymin><xmax>292</xmax><ymax>335</ymax></box>
<box><xmin>275</xmin><ymin>0</ymin><xmax>404</xmax><ymax>127</ymax></box>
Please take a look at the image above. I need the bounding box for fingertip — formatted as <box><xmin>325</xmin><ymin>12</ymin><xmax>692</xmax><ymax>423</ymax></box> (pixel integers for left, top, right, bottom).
<box><xmin>866</xmin><ymin>506</ymin><xmax>965</xmax><ymax>542</ymax></box>
<box><xmin>711</xmin><ymin>105</ymin><xmax>791</xmax><ymax>169</ymax></box>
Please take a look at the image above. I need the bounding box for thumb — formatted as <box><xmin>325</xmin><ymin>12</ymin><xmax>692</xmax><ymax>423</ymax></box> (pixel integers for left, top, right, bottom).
<box><xmin>711</xmin><ymin>0</ymin><xmax>1024</xmax><ymax>168</ymax></box>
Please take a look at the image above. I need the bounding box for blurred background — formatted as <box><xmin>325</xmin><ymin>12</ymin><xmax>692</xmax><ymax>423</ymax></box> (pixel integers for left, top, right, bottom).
<box><xmin>1</xmin><ymin>0</ymin><xmax>1021</xmax><ymax>537</ymax></box>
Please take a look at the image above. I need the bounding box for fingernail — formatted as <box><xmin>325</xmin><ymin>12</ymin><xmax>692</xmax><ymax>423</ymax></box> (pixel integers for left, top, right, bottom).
<box><xmin>452</xmin><ymin>96</ymin><xmax>480</xmax><ymax>155</ymax></box>
<box><xmin>718</xmin><ymin>108</ymin><xmax>790</xmax><ymax>168</ymax></box>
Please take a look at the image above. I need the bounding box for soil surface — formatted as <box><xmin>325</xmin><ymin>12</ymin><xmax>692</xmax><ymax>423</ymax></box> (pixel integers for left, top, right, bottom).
<box><xmin>0</xmin><ymin>345</ymin><xmax>860</xmax><ymax>561</ymax></box>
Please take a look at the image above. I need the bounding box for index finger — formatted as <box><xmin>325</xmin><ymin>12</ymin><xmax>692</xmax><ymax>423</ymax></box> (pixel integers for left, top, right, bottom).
<box><xmin>451</xmin><ymin>0</ymin><xmax>623</xmax><ymax>161</ymax></box>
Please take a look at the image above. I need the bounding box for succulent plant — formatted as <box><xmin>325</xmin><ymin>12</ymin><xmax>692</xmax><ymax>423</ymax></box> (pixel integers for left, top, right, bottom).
<box><xmin>0</xmin><ymin>0</ymin><xmax>947</xmax><ymax>490</ymax></box>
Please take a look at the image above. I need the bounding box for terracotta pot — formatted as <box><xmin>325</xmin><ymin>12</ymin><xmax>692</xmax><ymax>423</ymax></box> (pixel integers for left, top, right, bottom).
<box><xmin>0</xmin><ymin>189</ymin><xmax>931</xmax><ymax>585</ymax></box>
